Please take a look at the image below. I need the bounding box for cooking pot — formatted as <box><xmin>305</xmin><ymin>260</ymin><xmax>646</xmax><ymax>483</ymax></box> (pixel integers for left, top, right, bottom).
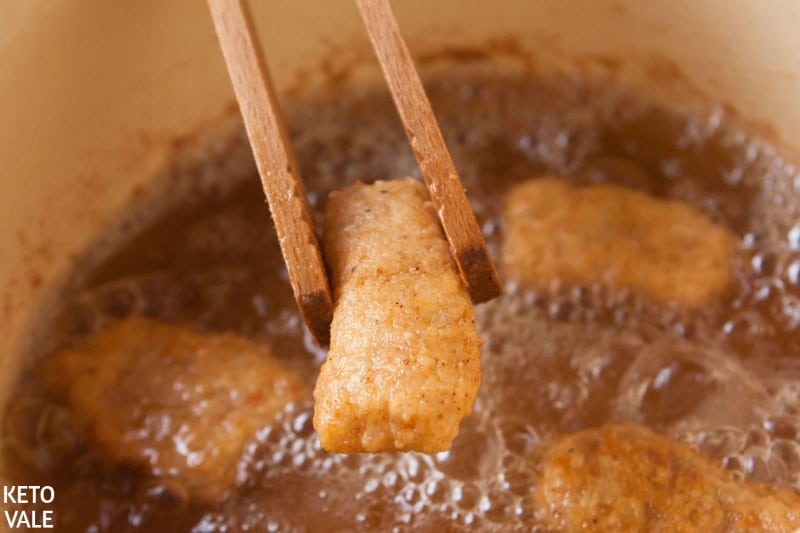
<box><xmin>2</xmin><ymin>0</ymin><xmax>799</xmax><ymax>494</ymax></box>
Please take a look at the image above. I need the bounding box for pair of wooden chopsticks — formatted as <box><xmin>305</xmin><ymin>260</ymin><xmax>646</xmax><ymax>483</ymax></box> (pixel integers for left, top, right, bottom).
<box><xmin>208</xmin><ymin>0</ymin><xmax>501</xmax><ymax>346</ymax></box>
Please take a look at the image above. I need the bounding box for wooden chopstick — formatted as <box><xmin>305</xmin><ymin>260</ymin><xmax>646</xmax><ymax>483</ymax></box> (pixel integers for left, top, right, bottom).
<box><xmin>207</xmin><ymin>0</ymin><xmax>333</xmax><ymax>346</ymax></box>
<box><xmin>355</xmin><ymin>0</ymin><xmax>502</xmax><ymax>304</ymax></box>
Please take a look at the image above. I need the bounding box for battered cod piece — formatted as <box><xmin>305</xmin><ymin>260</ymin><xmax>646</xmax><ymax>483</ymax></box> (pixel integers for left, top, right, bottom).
<box><xmin>39</xmin><ymin>316</ymin><xmax>307</xmax><ymax>502</ymax></box>
<box><xmin>503</xmin><ymin>178</ymin><xmax>735</xmax><ymax>306</ymax></box>
<box><xmin>314</xmin><ymin>179</ymin><xmax>482</xmax><ymax>453</ymax></box>
<box><xmin>535</xmin><ymin>424</ymin><xmax>800</xmax><ymax>531</ymax></box>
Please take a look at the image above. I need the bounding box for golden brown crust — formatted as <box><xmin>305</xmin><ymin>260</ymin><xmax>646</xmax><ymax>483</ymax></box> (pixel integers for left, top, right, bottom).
<box><xmin>39</xmin><ymin>316</ymin><xmax>307</xmax><ymax>502</ymax></box>
<box><xmin>502</xmin><ymin>178</ymin><xmax>735</xmax><ymax>306</ymax></box>
<box><xmin>535</xmin><ymin>424</ymin><xmax>800</xmax><ymax>531</ymax></box>
<box><xmin>314</xmin><ymin>179</ymin><xmax>482</xmax><ymax>453</ymax></box>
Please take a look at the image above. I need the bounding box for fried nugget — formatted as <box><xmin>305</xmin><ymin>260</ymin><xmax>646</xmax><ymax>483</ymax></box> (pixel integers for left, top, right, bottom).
<box><xmin>535</xmin><ymin>424</ymin><xmax>800</xmax><ymax>531</ymax></box>
<box><xmin>503</xmin><ymin>178</ymin><xmax>735</xmax><ymax>306</ymax></box>
<box><xmin>314</xmin><ymin>179</ymin><xmax>482</xmax><ymax>453</ymax></box>
<box><xmin>39</xmin><ymin>316</ymin><xmax>307</xmax><ymax>502</ymax></box>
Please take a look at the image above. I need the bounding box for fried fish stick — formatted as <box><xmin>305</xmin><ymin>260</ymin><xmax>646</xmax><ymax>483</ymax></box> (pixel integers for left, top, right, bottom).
<box><xmin>39</xmin><ymin>316</ymin><xmax>307</xmax><ymax>502</ymax></box>
<box><xmin>503</xmin><ymin>178</ymin><xmax>735</xmax><ymax>306</ymax></box>
<box><xmin>314</xmin><ymin>179</ymin><xmax>482</xmax><ymax>453</ymax></box>
<box><xmin>535</xmin><ymin>424</ymin><xmax>800</xmax><ymax>531</ymax></box>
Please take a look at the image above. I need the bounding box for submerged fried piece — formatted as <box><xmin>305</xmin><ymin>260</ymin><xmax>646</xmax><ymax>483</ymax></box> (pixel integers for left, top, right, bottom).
<box><xmin>535</xmin><ymin>424</ymin><xmax>800</xmax><ymax>531</ymax></box>
<box><xmin>314</xmin><ymin>179</ymin><xmax>482</xmax><ymax>453</ymax></box>
<box><xmin>39</xmin><ymin>316</ymin><xmax>307</xmax><ymax>502</ymax></box>
<box><xmin>503</xmin><ymin>178</ymin><xmax>735</xmax><ymax>306</ymax></box>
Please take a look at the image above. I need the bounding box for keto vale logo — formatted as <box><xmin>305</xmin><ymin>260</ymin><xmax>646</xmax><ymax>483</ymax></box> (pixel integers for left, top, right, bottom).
<box><xmin>3</xmin><ymin>485</ymin><xmax>55</xmax><ymax>529</ymax></box>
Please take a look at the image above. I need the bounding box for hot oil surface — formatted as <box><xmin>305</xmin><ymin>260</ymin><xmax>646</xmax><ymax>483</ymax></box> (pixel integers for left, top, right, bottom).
<box><xmin>5</xmin><ymin>71</ymin><xmax>800</xmax><ymax>531</ymax></box>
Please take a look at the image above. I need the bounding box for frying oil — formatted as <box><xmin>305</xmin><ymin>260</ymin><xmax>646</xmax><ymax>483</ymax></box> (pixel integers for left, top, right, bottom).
<box><xmin>5</xmin><ymin>69</ymin><xmax>800</xmax><ymax>531</ymax></box>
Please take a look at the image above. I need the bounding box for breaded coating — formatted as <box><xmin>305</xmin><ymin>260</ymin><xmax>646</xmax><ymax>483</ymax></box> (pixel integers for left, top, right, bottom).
<box><xmin>503</xmin><ymin>178</ymin><xmax>735</xmax><ymax>306</ymax></box>
<box><xmin>314</xmin><ymin>179</ymin><xmax>482</xmax><ymax>453</ymax></box>
<box><xmin>39</xmin><ymin>316</ymin><xmax>307</xmax><ymax>502</ymax></box>
<box><xmin>535</xmin><ymin>424</ymin><xmax>800</xmax><ymax>531</ymax></box>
